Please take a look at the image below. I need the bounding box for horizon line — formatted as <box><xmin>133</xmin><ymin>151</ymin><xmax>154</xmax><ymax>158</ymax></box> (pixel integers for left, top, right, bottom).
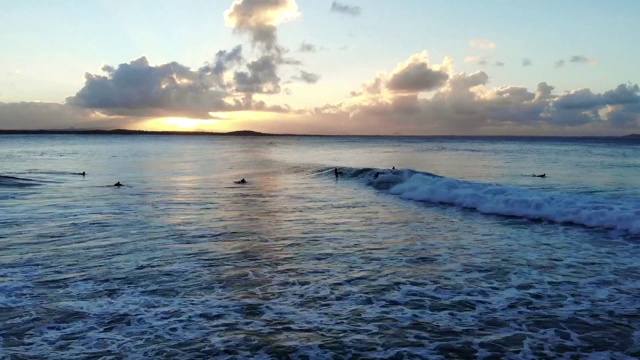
<box><xmin>0</xmin><ymin>129</ymin><xmax>638</xmax><ymax>138</ymax></box>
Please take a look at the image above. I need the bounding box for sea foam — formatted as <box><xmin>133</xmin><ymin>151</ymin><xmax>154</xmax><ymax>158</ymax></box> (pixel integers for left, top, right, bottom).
<box><xmin>371</xmin><ymin>171</ymin><xmax>640</xmax><ymax>234</ymax></box>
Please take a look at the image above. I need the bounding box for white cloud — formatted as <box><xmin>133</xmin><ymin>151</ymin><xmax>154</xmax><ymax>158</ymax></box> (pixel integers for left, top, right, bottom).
<box><xmin>224</xmin><ymin>0</ymin><xmax>300</xmax><ymax>52</ymax></box>
<box><xmin>309</xmin><ymin>51</ymin><xmax>640</xmax><ymax>136</ymax></box>
<box><xmin>465</xmin><ymin>56</ymin><xmax>489</xmax><ymax>65</ymax></box>
<box><xmin>469</xmin><ymin>39</ymin><xmax>497</xmax><ymax>50</ymax></box>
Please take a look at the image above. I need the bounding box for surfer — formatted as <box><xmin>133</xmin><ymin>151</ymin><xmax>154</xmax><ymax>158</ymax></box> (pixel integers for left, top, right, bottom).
<box><xmin>113</xmin><ymin>181</ymin><xmax>123</xmax><ymax>187</ymax></box>
<box><xmin>235</xmin><ymin>178</ymin><xmax>247</xmax><ymax>184</ymax></box>
<box><xmin>374</xmin><ymin>172</ymin><xmax>380</xmax><ymax>179</ymax></box>
<box><xmin>334</xmin><ymin>167</ymin><xmax>339</xmax><ymax>179</ymax></box>
<box><xmin>77</xmin><ymin>171</ymin><xmax>86</xmax><ymax>176</ymax></box>
<box><xmin>532</xmin><ymin>173</ymin><xmax>546</xmax><ymax>178</ymax></box>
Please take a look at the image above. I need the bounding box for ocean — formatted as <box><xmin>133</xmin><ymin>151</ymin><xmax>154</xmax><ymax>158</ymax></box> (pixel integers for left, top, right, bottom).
<box><xmin>1</xmin><ymin>134</ymin><xmax>639</xmax><ymax>359</ymax></box>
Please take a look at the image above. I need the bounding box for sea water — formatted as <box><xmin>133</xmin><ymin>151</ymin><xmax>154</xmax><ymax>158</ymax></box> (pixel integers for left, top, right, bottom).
<box><xmin>1</xmin><ymin>134</ymin><xmax>639</xmax><ymax>359</ymax></box>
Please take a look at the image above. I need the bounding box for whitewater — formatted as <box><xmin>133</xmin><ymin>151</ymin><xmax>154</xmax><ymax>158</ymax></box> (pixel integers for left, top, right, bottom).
<box><xmin>1</xmin><ymin>134</ymin><xmax>639</xmax><ymax>359</ymax></box>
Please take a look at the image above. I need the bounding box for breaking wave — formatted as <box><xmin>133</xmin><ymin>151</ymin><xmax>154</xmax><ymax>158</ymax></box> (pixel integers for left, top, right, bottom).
<box><xmin>325</xmin><ymin>167</ymin><xmax>640</xmax><ymax>235</ymax></box>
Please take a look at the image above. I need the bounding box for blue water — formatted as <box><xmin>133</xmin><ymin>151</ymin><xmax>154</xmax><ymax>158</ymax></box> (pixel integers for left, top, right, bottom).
<box><xmin>1</xmin><ymin>134</ymin><xmax>640</xmax><ymax>359</ymax></box>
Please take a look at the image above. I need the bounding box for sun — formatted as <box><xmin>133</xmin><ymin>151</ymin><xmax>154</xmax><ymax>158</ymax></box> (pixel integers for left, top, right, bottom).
<box><xmin>140</xmin><ymin>117</ymin><xmax>226</xmax><ymax>132</ymax></box>
<box><xmin>162</xmin><ymin>117</ymin><xmax>217</xmax><ymax>129</ymax></box>
<box><xmin>137</xmin><ymin>111</ymin><xmax>293</xmax><ymax>132</ymax></box>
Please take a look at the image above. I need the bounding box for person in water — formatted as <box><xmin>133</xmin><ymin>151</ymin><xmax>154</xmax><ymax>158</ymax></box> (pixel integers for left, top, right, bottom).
<box><xmin>532</xmin><ymin>173</ymin><xmax>546</xmax><ymax>178</ymax></box>
<box><xmin>114</xmin><ymin>181</ymin><xmax>123</xmax><ymax>187</ymax></box>
<box><xmin>79</xmin><ymin>171</ymin><xmax>86</xmax><ymax>176</ymax></box>
<box><xmin>374</xmin><ymin>172</ymin><xmax>380</xmax><ymax>179</ymax></box>
<box><xmin>235</xmin><ymin>178</ymin><xmax>247</xmax><ymax>184</ymax></box>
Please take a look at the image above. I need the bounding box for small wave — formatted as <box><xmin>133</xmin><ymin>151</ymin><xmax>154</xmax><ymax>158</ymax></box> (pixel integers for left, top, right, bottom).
<box><xmin>325</xmin><ymin>166</ymin><xmax>640</xmax><ymax>235</ymax></box>
<box><xmin>0</xmin><ymin>175</ymin><xmax>42</xmax><ymax>188</ymax></box>
<box><xmin>387</xmin><ymin>172</ymin><xmax>640</xmax><ymax>234</ymax></box>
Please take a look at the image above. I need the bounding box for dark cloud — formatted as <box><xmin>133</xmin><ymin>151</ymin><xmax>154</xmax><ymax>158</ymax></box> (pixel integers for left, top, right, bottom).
<box><xmin>330</xmin><ymin>1</ymin><xmax>361</xmax><ymax>16</ymax></box>
<box><xmin>554</xmin><ymin>83</ymin><xmax>640</xmax><ymax>111</ymax></box>
<box><xmin>570</xmin><ymin>55</ymin><xmax>589</xmax><ymax>63</ymax></box>
<box><xmin>534</xmin><ymin>82</ymin><xmax>555</xmax><ymax>102</ymax></box>
<box><xmin>292</xmin><ymin>70</ymin><xmax>320</xmax><ymax>84</ymax></box>
<box><xmin>553</xmin><ymin>88</ymin><xmax>600</xmax><ymax>110</ymax></box>
<box><xmin>236</xmin><ymin>93</ymin><xmax>290</xmax><ymax>112</ymax></box>
<box><xmin>66</xmin><ymin>56</ymin><xmax>233</xmax><ymax>118</ymax></box>
<box><xmin>234</xmin><ymin>55</ymin><xmax>281</xmax><ymax>94</ymax></box>
<box><xmin>556</xmin><ymin>55</ymin><xmax>595</xmax><ymax>68</ymax></box>
<box><xmin>209</xmin><ymin>45</ymin><xmax>244</xmax><ymax>75</ymax></box>
<box><xmin>311</xmin><ymin>51</ymin><xmax>640</xmax><ymax>135</ymax></box>
<box><xmin>299</xmin><ymin>41</ymin><xmax>316</xmax><ymax>53</ymax></box>
<box><xmin>66</xmin><ymin>50</ymin><xmax>295</xmax><ymax>119</ymax></box>
<box><xmin>62</xmin><ymin>0</ymin><xmax>305</xmax><ymax>121</ymax></box>
<box><xmin>602</xmin><ymin>83</ymin><xmax>640</xmax><ymax>104</ymax></box>
<box><xmin>387</xmin><ymin>53</ymin><xmax>448</xmax><ymax>93</ymax></box>
<box><xmin>522</xmin><ymin>58</ymin><xmax>532</xmax><ymax>66</ymax></box>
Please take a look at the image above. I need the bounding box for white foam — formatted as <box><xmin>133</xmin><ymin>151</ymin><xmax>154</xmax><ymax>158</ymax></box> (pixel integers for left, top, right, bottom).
<box><xmin>388</xmin><ymin>173</ymin><xmax>640</xmax><ymax>234</ymax></box>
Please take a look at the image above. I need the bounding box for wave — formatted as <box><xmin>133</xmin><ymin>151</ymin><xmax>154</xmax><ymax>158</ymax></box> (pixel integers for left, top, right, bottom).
<box><xmin>0</xmin><ymin>175</ymin><xmax>43</xmax><ymax>188</ymax></box>
<box><xmin>325</xmin><ymin>166</ymin><xmax>640</xmax><ymax>235</ymax></box>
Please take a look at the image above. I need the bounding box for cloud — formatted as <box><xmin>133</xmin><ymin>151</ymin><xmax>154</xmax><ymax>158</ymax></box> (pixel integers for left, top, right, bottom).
<box><xmin>66</xmin><ymin>51</ymin><xmax>295</xmax><ymax>119</ymax></box>
<box><xmin>556</xmin><ymin>55</ymin><xmax>596</xmax><ymax>68</ymax></box>
<box><xmin>299</xmin><ymin>41</ymin><xmax>316</xmax><ymax>53</ymax></box>
<box><xmin>208</xmin><ymin>45</ymin><xmax>244</xmax><ymax>74</ymax></box>
<box><xmin>66</xmin><ymin>56</ymin><xmax>236</xmax><ymax>118</ymax></box>
<box><xmin>522</xmin><ymin>58</ymin><xmax>532</xmax><ymax>66</ymax></box>
<box><xmin>307</xmin><ymin>51</ymin><xmax>640</xmax><ymax>135</ymax></box>
<box><xmin>465</xmin><ymin>56</ymin><xmax>489</xmax><ymax>65</ymax></box>
<box><xmin>330</xmin><ymin>1</ymin><xmax>361</xmax><ymax>16</ymax></box>
<box><xmin>469</xmin><ymin>39</ymin><xmax>496</xmax><ymax>50</ymax></box>
<box><xmin>386</xmin><ymin>52</ymin><xmax>448</xmax><ymax>93</ymax></box>
<box><xmin>570</xmin><ymin>55</ymin><xmax>588</xmax><ymax>63</ymax></box>
<box><xmin>466</xmin><ymin>57</ymin><xmax>504</xmax><ymax>67</ymax></box>
<box><xmin>554</xmin><ymin>83</ymin><xmax>640</xmax><ymax>111</ymax></box>
<box><xmin>53</xmin><ymin>1</ymin><xmax>313</xmax><ymax>123</ymax></box>
<box><xmin>569</xmin><ymin>55</ymin><xmax>597</xmax><ymax>65</ymax></box>
<box><xmin>534</xmin><ymin>82</ymin><xmax>555</xmax><ymax>102</ymax></box>
<box><xmin>224</xmin><ymin>0</ymin><xmax>299</xmax><ymax>52</ymax></box>
<box><xmin>292</xmin><ymin>70</ymin><xmax>320</xmax><ymax>84</ymax></box>
<box><xmin>233</xmin><ymin>55</ymin><xmax>281</xmax><ymax>94</ymax></box>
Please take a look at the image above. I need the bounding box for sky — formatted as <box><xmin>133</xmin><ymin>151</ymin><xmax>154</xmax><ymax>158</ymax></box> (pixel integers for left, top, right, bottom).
<box><xmin>1</xmin><ymin>0</ymin><xmax>639</xmax><ymax>135</ymax></box>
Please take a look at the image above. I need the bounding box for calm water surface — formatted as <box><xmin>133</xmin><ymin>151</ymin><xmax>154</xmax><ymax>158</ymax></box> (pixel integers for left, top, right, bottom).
<box><xmin>1</xmin><ymin>135</ymin><xmax>640</xmax><ymax>359</ymax></box>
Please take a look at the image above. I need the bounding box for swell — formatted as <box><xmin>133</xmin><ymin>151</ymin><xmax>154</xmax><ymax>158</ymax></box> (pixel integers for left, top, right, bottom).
<box><xmin>321</xmin><ymin>166</ymin><xmax>640</xmax><ymax>235</ymax></box>
<box><xmin>0</xmin><ymin>175</ymin><xmax>42</xmax><ymax>188</ymax></box>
